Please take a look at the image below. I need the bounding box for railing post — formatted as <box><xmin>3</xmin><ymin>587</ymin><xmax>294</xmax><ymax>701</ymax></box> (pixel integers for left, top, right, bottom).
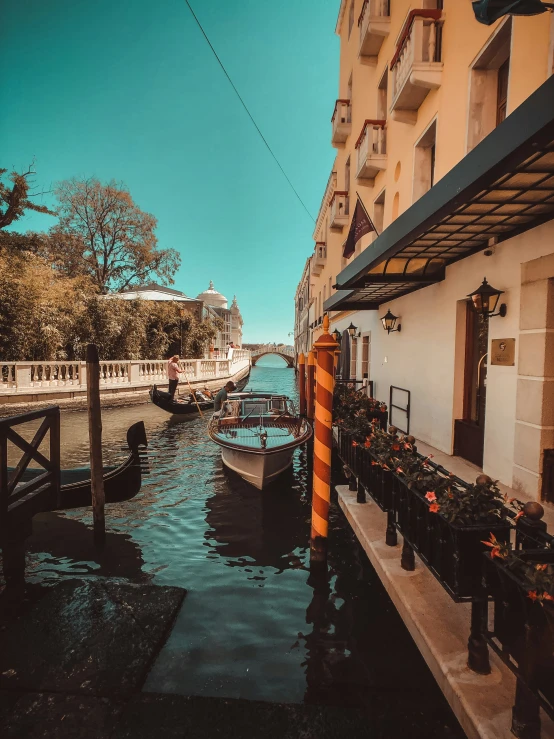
<box><xmin>310</xmin><ymin>316</ymin><xmax>340</xmax><ymax>565</ymax></box>
<box><xmin>130</xmin><ymin>361</ymin><xmax>141</xmax><ymax>384</ymax></box>
<box><xmin>15</xmin><ymin>364</ymin><xmax>32</xmax><ymax>390</ymax></box>
<box><xmin>50</xmin><ymin>408</ymin><xmax>61</xmax><ymax>509</ymax></box>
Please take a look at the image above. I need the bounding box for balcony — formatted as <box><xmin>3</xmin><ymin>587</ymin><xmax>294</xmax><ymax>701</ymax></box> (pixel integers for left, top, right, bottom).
<box><xmin>390</xmin><ymin>10</ymin><xmax>443</xmax><ymax>125</ymax></box>
<box><xmin>331</xmin><ymin>99</ymin><xmax>352</xmax><ymax>145</ymax></box>
<box><xmin>330</xmin><ymin>191</ymin><xmax>350</xmax><ymax>229</ymax></box>
<box><xmin>355</xmin><ymin>120</ymin><xmax>387</xmax><ymax>181</ymax></box>
<box><xmin>358</xmin><ymin>0</ymin><xmax>390</xmax><ymax>60</ymax></box>
<box><xmin>312</xmin><ymin>242</ymin><xmax>327</xmax><ymax>276</ymax></box>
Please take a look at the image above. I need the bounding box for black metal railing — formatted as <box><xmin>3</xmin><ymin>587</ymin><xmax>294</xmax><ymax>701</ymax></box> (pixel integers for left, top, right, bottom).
<box><xmin>334</xmin><ymin>424</ymin><xmax>554</xmax><ymax>739</ymax></box>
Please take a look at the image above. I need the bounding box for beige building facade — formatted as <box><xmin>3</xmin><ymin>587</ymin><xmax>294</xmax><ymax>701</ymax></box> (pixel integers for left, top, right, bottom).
<box><xmin>296</xmin><ymin>1</ymin><xmax>554</xmax><ymax>503</ymax></box>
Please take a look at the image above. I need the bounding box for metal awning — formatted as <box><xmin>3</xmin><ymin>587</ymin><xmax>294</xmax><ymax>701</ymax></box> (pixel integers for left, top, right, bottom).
<box><xmin>324</xmin><ymin>74</ymin><xmax>554</xmax><ymax>313</ymax></box>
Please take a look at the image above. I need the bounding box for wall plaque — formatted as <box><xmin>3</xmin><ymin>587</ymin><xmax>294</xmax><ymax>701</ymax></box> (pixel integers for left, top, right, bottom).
<box><xmin>491</xmin><ymin>338</ymin><xmax>516</xmax><ymax>366</ymax></box>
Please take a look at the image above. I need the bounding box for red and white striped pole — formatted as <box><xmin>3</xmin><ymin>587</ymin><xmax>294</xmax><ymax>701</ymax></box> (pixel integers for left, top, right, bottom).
<box><xmin>310</xmin><ymin>315</ymin><xmax>339</xmax><ymax>563</ymax></box>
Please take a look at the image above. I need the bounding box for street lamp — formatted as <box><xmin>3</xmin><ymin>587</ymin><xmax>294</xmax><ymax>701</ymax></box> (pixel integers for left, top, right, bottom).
<box><xmin>467</xmin><ymin>277</ymin><xmax>507</xmax><ymax>318</ymax></box>
<box><xmin>347</xmin><ymin>322</ymin><xmax>358</xmax><ymax>338</ymax></box>
<box><xmin>380</xmin><ymin>310</ymin><xmax>401</xmax><ymax>334</ymax></box>
<box><xmin>332</xmin><ymin>328</ymin><xmax>341</xmax><ymax>343</ymax></box>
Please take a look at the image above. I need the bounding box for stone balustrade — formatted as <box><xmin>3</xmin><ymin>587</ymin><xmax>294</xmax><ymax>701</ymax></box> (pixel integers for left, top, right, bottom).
<box><xmin>0</xmin><ymin>352</ymin><xmax>251</xmax><ymax>396</ymax></box>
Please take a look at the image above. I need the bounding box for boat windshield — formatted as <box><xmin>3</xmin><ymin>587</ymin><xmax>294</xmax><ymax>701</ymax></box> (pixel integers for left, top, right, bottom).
<box><xmin>220</xmin><ymin>395</ymin><xmax>294</xmax><ymax>419</ymax></box>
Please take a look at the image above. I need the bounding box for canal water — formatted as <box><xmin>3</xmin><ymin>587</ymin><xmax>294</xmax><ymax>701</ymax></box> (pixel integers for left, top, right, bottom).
<box><xmin>15</xmin><ymin>356</ymin><xmax>463</xmax><ymax>735</ymax></box>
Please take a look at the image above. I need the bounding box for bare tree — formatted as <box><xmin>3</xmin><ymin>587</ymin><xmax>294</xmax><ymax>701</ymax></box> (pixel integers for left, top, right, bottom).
<box><xmin>51</xmin><ymin>177</ymin><xmax>181</xmax><ymax>293</ymax></box>
<box><xmin>0</xmin><ymin>163</ymin><xmax>55</xmax><ymax>229</ymax></box>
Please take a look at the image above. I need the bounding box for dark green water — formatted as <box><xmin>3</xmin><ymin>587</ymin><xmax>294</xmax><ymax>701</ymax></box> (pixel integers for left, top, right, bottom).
<box><xmin>19</xmin><ymin>356</ymin><xmax>463</xmax><ymax>734</ymax></box>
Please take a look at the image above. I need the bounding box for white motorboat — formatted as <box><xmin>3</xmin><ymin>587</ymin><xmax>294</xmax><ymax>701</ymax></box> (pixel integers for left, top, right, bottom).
<box><xmin>208</xmin><ymin>392</ymin><xmax>312</xmax><ymax>490</ymax></box>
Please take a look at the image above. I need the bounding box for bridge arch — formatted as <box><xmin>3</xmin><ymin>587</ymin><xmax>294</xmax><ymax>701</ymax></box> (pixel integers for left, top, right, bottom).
<box><xmin>250</xmin><ymin>344</ymin><xmax>295</xmax><ymax>368</ymax></box>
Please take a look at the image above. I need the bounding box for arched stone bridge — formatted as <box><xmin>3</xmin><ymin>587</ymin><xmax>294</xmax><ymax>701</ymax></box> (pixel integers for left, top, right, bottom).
<box><xmin>250</xmin><ymin>344</ymin><xmax>295</xmax><ymax>368</ymax></box>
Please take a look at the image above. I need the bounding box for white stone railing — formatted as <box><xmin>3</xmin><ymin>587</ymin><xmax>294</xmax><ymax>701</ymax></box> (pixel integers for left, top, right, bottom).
<box><xmin>0</xmin><ymin>352</ymin><xmax>251</xmax><ymax>395</ymax></box>
<box><xmin>391</xmin><ymin>13</ymin><xmax>441</xmax><ymax>101</ymax></box>
<box><xmin>357</xmin><ymin>121</ymin><xmax>387</xmax><ymax>166</ymax></box>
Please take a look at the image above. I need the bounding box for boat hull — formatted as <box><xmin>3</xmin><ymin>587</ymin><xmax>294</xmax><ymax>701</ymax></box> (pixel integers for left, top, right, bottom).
<box><xmin>221</xmin><ymin>446</ymin><xmax>295</xmax><ymax>490</ymax></box>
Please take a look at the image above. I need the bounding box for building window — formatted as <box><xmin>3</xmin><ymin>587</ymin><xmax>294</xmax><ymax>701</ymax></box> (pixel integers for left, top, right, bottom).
<box><xmin>374</xmin><ymin>189</ymin><xmax>385</xmax><ymax>234</ymax></box>
<box><xmin>348</xmin><ymin>1</ymin><xmax>354</xmax><ymax>38</ymax></box>
<box><xmin>350</xmin><ymin>337</ymin><xmax>358</xmax><ymax>379</ymax></box>
<box><xmin>413</xmin><ymin>119</ymin><xmax>437</xmax><ymax>202</ymax></box>
<box><xmin>496</xmin><ymin>58</ymin><xmax>509</xmax><ymax>126</ymax></box>
<box><xmin>347</xmin><ymin>74</ymin><xmax>353</xmax><ymax>122</ymax></box>
<box><xmin>328</xmin><ymin>276</ymin><xmax>332</xmax><ymax>296</ymax></box>
<box><xmin>468</xmin><ymin>19</ymin><xmax>511</xmax><ymax>151</ymax></box>
<box><xmin>361</xmin><ymin>335</ymin><xmax>370</xmax><ymax>379</ymax></box>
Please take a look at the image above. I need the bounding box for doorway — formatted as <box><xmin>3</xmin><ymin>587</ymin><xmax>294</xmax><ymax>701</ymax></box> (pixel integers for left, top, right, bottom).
<box><xmin>454</xmin><ymin>302</ymin><xmax>489</xmax><ymax>467</ymax></box>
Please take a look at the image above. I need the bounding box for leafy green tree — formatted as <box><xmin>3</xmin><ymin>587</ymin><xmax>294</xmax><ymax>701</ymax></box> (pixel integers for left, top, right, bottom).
<box><xmin>0</xmin><ymin>165</ymin><xmax>55</xmax><ymax>229</ymax></box>
<box><xmin>50</xmin><ymin>177</ymin><xmax>181</xmax><ymax>293</ymax></box>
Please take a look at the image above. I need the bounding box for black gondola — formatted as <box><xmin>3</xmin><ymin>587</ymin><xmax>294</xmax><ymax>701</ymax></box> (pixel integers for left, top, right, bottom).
<box><xmin>149</xmin><ymin>385</ymin><xmax>215</xmax><ymax>415</ymax></box>
<box><xmin>12</xmin><ymin>421</ymin><xmax>148</xmax><ymax>510</ymax></box>
<box><xmin>149</xmin><ymin>372</ymin><xmax>250</xmax><ymax>416</ymax></box>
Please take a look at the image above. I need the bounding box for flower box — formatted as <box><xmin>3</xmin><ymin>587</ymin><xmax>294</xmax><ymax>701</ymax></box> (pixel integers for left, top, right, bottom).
<box><xmin>484</xmin><ymin>550</ymin><xmax>554</xmax><ymax>720</ymax></box>
<box><xmin>366</xmin><ymin>453</ymin><xmax>394</xmax><ymax>511</ymax></box>
<box><xmin>394</xmin><ymin>474</ymin><xmax>511</xmax><ymax>600</ymax></box>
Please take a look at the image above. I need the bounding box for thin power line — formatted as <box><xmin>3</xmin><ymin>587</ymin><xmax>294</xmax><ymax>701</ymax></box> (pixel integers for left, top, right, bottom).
<box><xmin>184</xmin><ymin>0</ymin><xmax>315</xmax><ymax>223</ymax></box>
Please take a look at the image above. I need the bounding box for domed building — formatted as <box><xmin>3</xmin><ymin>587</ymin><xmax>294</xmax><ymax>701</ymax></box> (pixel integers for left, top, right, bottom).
<box><xmin>196</xmin><ymin>280</ymin><xmax>228</xmax><ymax>310</ymax></box>
<box><xmin>196</xmin><ymin>281</ymin><xmax>243</xmax><ymax>351</ymax></box>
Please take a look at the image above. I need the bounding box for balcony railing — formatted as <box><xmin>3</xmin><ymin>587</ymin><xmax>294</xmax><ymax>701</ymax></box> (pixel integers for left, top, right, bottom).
<box><xmin>390</xmin><ymin>10</ymin><xmax>443</xmax><ymax>125</ymax></box>
<box><xmin>330</xmin><ymin>191</ymin><xmax>350</xmax><ymax>229</ymax></box>
<box><xmin>312</xmin><ymin>242</ymin><xmax>327</xmax><ymax>276</ymax></box>
<box><xmin>355</xmin><ymin>120</ymin><xmax>387</xmax><ymax>181</ymax></box>
<box><xmin>331</xmin><ymin>99</ymin><xmax>352</xmax><ymax>145</ymax></box>
<box><xmin>358</xmin><ymin>0</ymin><xmax>391</xmax><ymax>59</ymax></box>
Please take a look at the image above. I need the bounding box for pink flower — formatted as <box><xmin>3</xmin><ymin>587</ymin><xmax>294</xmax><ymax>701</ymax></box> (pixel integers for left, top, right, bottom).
<box><xmin>396</xmin><ymin>467</ymin><xmax>404</xmax><ymax>475</ymax></box>
<box><xmin>425</xmin><ymin>491</ymin><xmax>437</xmax><ymax>503</ymax></box>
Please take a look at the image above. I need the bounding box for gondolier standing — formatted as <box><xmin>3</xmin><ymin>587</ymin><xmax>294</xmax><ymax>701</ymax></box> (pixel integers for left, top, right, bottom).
<box><xmin>167</xmin><ymin>355</ymin><xmax>184</xmax><ymax>399</ymax></box>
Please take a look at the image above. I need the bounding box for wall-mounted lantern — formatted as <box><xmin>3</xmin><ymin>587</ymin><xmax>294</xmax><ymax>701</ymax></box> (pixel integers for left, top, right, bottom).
<box><xmin>347</xmin><ymin>322</ymin><xmax>358</xmax><ymax>338</ymax></box>
<box><xmin>380</xmin><ymin>310</ymin><xmax>401</xmax><ymax>334</ymax></box>
<box><xmin>467</xmin><ymin>277</ymin><xmax>507</xmax><ymax>317</ymax></box>
<box><xmin>332</xmin><ymin>328</ymin><xmax>341</xmax><ymax>343</ymax></box>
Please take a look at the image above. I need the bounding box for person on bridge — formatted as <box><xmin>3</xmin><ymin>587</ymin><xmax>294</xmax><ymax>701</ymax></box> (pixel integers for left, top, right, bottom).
<box><xmin>167</xmin><ymin>355</ymin><xmax>185</xmax><ymax>400</ymax></box>
<box><xmin>214</xmin><ymin>381</ymin><xmax>236</xmax><ymax>415</ymax></box>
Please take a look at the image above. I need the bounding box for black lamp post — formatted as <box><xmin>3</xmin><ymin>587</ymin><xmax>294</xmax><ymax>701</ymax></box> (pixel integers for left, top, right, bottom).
<box><xmin>473</xmin><ymin>0</ymin><xmax>554</xmax><ymax>25</ymax></box>
<box><xmin>467</xmin><ymin>277</ymin><xmax>507</xmax><ymax>317</ymax></box>
<box><xmin>380</xmin><ymin>310</ymin><xmax>401</xmax><ymax>334</ymax></box>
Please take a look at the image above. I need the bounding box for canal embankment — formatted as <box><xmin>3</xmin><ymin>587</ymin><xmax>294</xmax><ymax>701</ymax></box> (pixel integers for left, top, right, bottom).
<box><xmin>0</xmin><ymin>358</ymin><xmax>250</xmax><ymax>417</ymax></box>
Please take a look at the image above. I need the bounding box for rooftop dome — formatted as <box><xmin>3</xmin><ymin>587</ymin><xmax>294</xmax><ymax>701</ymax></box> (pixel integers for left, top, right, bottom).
<box><xmin>197</xmin><ymin>280</ymin><xmax>228</xmax><ymax>309</ymax></box>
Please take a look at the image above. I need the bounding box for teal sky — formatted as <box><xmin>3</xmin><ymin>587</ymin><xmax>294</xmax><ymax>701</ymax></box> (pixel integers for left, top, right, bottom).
<box><xmin>2</xmin><ymin>0</ymin><xmax>339</xmax><ymax>343</ymax></box>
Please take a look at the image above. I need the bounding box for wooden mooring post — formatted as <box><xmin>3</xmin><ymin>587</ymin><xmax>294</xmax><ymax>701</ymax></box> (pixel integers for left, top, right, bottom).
<box><xmin>306</xmin><ymin>351</ymin><xmax>315</xmax><ymax>421</ymax></box>
<box><xmin>86</xmin><ymin>344</ymin><xmax>105</xmax><ymax>545</ymax></box>
<box><xmin>298</xmin><ymin>353</ymin><xmax>306</xmax><ymax>416</ymax></box>
<box><xmin>310</xmin><ymin>316</ymin><xmax>339</xmax><ymax>564</ymax></box>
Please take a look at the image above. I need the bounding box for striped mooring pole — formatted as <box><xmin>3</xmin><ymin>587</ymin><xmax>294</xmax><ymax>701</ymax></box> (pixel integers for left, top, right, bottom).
<box><xmin>306</xmin><ymin>351</ymin><xmax>315</xmax><ymax>420</ymax></box>
<box><xmin>298</xmin><ymin>352</ymin><xmax>306</xmax><ymax>416</ymax></box>
<box><xmin>310</xmin><ymin>315</ymin><xmax>339</xmax><ymax>563</ymax></box>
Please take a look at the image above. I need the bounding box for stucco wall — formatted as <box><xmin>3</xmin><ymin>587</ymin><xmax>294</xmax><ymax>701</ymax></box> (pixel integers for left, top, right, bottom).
<box><xmin>341</xmin><ymin>221</ymin><xmax>554</xmax><ymax>488</ymax></box>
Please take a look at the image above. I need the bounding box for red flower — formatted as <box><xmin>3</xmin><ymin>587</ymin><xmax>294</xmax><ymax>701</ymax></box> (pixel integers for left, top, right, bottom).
<box><xmin>544</xmin><ymin>594</ymin><xmax>554</xmax><ymax>602</ymax></box>
<box><xmin>536</xmin><ymin>564</ymin><xmax>548</xmax><ymax>572</ymax></box>
<box><xmin>425</xmin><ymin>491</ymin><xmax>437</xmax><ymax>503</ymax></box>
<box><xmin>392</xmin><ymin>444</ymin><xmax>400</xmax><ymax>451</ymax></box>
<box><xmin>528</xmin><ymin>590</ymin><xmax>538</xmax><ymax>602</ymax></box>
<box><xmin>364</xmin><ymin>440</ymin><xmax>371</xmax><ymax>448</ymax></box>
<box><xmin>352</xmin><ymin>441</ymin><xmax>358</xmax><ymax>447</ymax></box>
<box><xmin>396</xmin><ymin>467</ymin><xmax>404</xmax><ymax>475</ymax></box>
<box><xmin>404</xmin><ymin>443</ymin><xmax>412</xmax><ymax>450</ymax></box>
<box><xmin>429</xmin><ymin>503</ymin><xmax>440</xmax><ymax>513</ymax></box>
<box><xmin>514</xmin><ymin>511</ymin><xmax>524</xmax><ymax>521</ymax></box>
